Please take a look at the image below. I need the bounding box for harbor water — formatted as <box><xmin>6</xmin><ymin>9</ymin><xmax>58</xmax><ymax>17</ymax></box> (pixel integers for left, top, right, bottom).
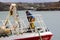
<box><xmin>0</xmin><ymin>10</ymin><xmax>60</xmax><ymax>40</ymax></box>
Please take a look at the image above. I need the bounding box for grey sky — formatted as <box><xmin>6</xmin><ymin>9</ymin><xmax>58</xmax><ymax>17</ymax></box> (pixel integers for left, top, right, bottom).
<box><xmin>0</xmin><ymin>0</ymin><xmax>59</xmax><ymax>3</ymax></box>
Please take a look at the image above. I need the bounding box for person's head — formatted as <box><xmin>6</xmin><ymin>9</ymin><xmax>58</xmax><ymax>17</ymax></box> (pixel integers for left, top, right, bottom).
<box><xmin>26</xmin><ymin>11</ymin><xmax>30</xmax><ymax>14</ymax></box>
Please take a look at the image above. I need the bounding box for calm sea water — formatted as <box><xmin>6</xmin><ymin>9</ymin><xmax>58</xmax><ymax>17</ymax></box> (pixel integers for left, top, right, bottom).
<box><xmin>0</xmin><ymin>10</ymin><xmax>60</xmax><ymax>40</ymax></box>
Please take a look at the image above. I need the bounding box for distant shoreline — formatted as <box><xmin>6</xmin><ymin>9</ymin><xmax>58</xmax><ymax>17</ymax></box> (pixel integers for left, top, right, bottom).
<box><xmin>0</xmin><ymin>2</ymin><xmax>60</xmax><ymax>11</ymax></box>
<box><xmin>0</xmin><ymin>10</ymin><xmax>60</xmax><ymax>12</ymax></box>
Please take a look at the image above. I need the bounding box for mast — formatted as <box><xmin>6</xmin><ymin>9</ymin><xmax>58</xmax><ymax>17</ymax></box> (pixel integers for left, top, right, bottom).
<box><xmin>4</xmin><ymin>4</ymin><xmax>21</xmax><ymax>35</ymax></box>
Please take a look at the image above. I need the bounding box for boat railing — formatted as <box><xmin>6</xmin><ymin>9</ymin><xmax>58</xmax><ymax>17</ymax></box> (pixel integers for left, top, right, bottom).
<box><xmin>18</xmin><ymin>14</ymin><xmax>48</xmax><ymax>33</ymax></box>
<box><xmin>0</xmin><ymin>14</ymin><xmax>48</xmax><ymax>34</ymax></box>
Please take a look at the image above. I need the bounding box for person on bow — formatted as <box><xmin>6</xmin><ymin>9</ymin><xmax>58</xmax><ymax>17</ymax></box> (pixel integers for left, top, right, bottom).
<box><xmin>26</xmin><ymin>11</ymin><xmax>35</xmax><ymax>29</ymax></box>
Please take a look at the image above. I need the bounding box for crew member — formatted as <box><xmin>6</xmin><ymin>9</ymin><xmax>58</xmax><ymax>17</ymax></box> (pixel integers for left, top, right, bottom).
<box><xmin>26</xmin><ymin>11</ymin><xmax>35</xmax><ymax>29</ymax></box>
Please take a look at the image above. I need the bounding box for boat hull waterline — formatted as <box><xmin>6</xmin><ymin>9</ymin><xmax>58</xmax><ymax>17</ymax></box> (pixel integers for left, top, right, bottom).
<box><xmin>15</xmin><ymin>35</ymin><xmax>52</xmax><ymax>40</ymax></box>
<box><xmin>15</xmin><ymin>32</ymin><xmax>53</xmax><ymax>40</ymax></box>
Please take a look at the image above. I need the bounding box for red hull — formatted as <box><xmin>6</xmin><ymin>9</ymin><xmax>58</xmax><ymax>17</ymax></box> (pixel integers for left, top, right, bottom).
<box><xmin>15</xmin><ymin>35</ymin><xmax>52</xmax><ymax>40</ymax></box>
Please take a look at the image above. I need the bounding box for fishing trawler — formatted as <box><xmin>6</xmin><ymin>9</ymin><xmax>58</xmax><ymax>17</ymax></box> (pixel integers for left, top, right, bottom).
<box><xmin>0</xmin><ymin>4</ymin><xmax>53</xmax><ymax>40</ymax></box>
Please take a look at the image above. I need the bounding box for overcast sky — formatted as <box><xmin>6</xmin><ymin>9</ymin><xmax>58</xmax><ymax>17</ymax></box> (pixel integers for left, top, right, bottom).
<box><xmin>0</xmin><ymin>0</ymin><xmax>59</xmax><ymax>3</ymax></box>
